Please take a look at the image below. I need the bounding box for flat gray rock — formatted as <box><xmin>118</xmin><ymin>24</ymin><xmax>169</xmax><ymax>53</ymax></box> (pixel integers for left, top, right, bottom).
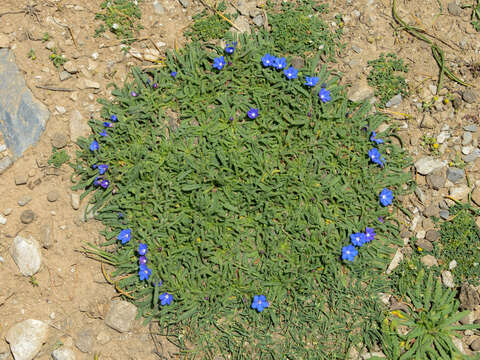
<box><xmin>0</xmin><ymin>49</ymin><xmax>49</xmax><ymax>159</ymax></box>
<box><xmin>414</xmin><ymin>157</ymin><xmax>445</xmax><ymax>175</ymax></box>
<box><xmin>104</xmin><ymin>300</ymin><xmax>137</xmax><ymax>333</ymax></box>
<box><xmin>6</xmin><ymin>319</ymin><xmax>48</xmax><ymax>360</ymax></box>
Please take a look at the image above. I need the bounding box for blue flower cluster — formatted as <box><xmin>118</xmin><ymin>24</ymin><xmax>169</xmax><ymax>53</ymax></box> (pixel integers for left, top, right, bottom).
<box><xmin>342</xmin><ymin>227</ymin><xmax>376</xmax><ymax>262</ymax></box>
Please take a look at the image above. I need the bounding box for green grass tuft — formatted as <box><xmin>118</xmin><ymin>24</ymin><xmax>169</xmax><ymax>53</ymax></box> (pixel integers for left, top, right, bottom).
<box><xmin>184</xmin><ymin>2</ymin><xmax>236</xmax><ymax>42</ymax></box>
<box><xmin>48</xmin><ymin>148</ymin><xmax>70</xmax><ymax>168</ymax></box>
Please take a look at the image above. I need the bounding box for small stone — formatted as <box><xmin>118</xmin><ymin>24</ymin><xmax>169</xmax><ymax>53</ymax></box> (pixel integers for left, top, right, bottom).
<box><xmin>450</xmin><ymin>184</ymin><xmax>470</xmax><ymax>201</ymax></box>
<box><xmin>178</xmin><ymin>0</ymin><xmax>189</xmax><ymax>7</ymax></box>
<box><xmin>352</xmin><ymin>44</ymin><xmax>362</xmax><ymax>54</ymax></box>
<box><xmin>75</xmin><ymin>329</ymin><xmax>94</xmax><ymax>353</ymax></box>
<box><xmin>452</xmin><ymin>336</ymin><xmax>468</xmax><ymax>355</ymax></box>
<box><xmin>4</xmin><ymin>208</ymin><xmax>12</xmax><ymax>216</ymax></box>
<box><xmin>447</xmin><ymin>167</ymin><xmax>465</xmax><ymax>184</ymax></box>
<box><xmin>104</xmin><ymin>300</ymin><xmax>138</xmax><ymax>333</ymax></box>
<box><xmin>11</xmin><ymin>236</ymin><xmax>42</xmax><ymax>276</ymax></box>
<box><xmin>422</xmin><ymin>217</ymin><xmax>434</xmax><ymax>230</ymax></box>
<box><xmin>52</xmin><ymin>133</ymin><xmax>68</xmax><ymax>149</ymax></box>
<box><xmin>0</xmin><ymin>215</ymin><xmax>6</xmax><ymax>225</ymax></box>
<box><xmin>425</xmin><ymin>229</ymin><xmax>441</xmax><ymax>242</ymax></box>
<box><xmin>421</xmin><ymin>255</ymin><xmax>438</xmax><ymax>267</ymax></box>
<box><xmin>416</xmin><ymin>230</ymin><xmax>426</xmax><ymax>239</ymax></box>
<box><xmin>448</xmin><ymin>2</ymin><xmax>463</xmax><ymax>16</ymax></box>
<box><xmin>15</xmin><ymin>173</ymin><xmax>28</xmax><ymax>185</ymax></box>
<box><xmin>460</xmin><ymin>283</ymin><xmax>480</xmax><ymax>310</ymax></box>
<box><xmin>6</xmin><ymin>319</ymin><xmax>48</xmax><ymax>360</ymax></box>
<box><xmin>18</xmin><ymin>196</ymin><xmax>32</xmax><ymax>206</ymax></box>
<box><xmin>449</xmin><ymin>260</ymin><xmax>457</xmax><ymax>270</ymax></box>
<box><xmin>63</xmin><ymin>61</ymin><xmax>78</xmax><ymax>74</ymax></box>
<box><xmin>96</xmin><ymin>331</ymin><xmax>111</xmax><ymax>345</ymax></box>
<box><xmin>414</xmin><ymin>187</ymin><xmax>426</xmax><ymax>203</ymax></box>
<box><xmin>439</xmin><ymin>209</ymin><xmax>450</xmax><ymax>219</ymax></box>
<box><xmin>77</xmin><ymin>78</ymin><xmax>100</xmax><ymax>89</ymax></box>
<box><xmin>52</xmin><ymin>347</ymin><xmax>76</xmax><ymax>360</ymax></box>
<box><xmin>464</xmin><ymin>124</ymin><xmax>478</xmax><ymax>132</ymax></box>
<box><xmin>385</xmin><ymin>94</ymin><xmax>402</xmax><ymax>108</ymax></box>
<box><xmin>45</xmin><ymin>40</ymin><xmax>56</xmax><ymax>50</ymax></box>
<box><xmin>347</xmin><ymin>80</ymin><xmax>375</xmax><ymax>102</ymax></box>
<box><xmin>47</xmin><ymin>190</ymin><xmax>59</xmax><ymax>202</ymax></box>
<box><xmin>252</xmin><ymin>14</ymin><xmax>264</xmax><ymax>27</ymax></box>
<box><xmin>460</xmin><ymin>311</ymin><xmax>476</xmax><ymax>325</ymax></box>
<box><xmin>0</xmin><ymin>156</ymin><xmax>12</xmax><ymax>174</ymax></box>
<box><xmin>70</xmin><ymin>193</ymin><xmax>80</xmax><ymax>210</ymax></box>
<box><xmin>153</xmin><ymin>0</ymin><xmax>164</xmax><ymax>14</ymax></box>
<box><xmin>424</xmin><ymin>203</ymin><xmax>439</xmax><ymax>218</ymax></box>
<box><xmin>471</xmin><ymin>338</ymin><xmax>480</xmax><ymax>351</ymax></box>
<box><xmin>420</xmin><ymin>114</ymin><xmax>436</xmax><ymax>129</ymax></box>
<box><xmin>442</xmin><ymin>270</ymin><xmax>455</xmax><ymax>288</ymax></box>
<box><xmin>414</xmin><ymin>157</ymin><xmax>445</xmax><ymax>175</ymax></box>
<box><xmin>55</xmin><ymin>106</ymin><xmax>66</xmax><ymax>114</ymax></box>
<box><xmin>28</xmin><ymin>177</ymin><xmax>42</xmax><ymax>190</ymax></box>
<box><xmin>464</xmin><ymin>149</ymin><xmax>480</xmax><ymax>163</ymax></box>
<box><xmin>462</xmin><ymin>132</ymin><xmax>473</xmax><ymax>145</ymax></box>
<box><xmin>40</xmin><ymin>224</ymin><xmax>53</xmax><ymax>249</ymax></box>
<box><xmin>462</xmin><ymin>146</ymin><xmax>474</xmax><ymax>155</ymax></box>
<box><xmin>231</xmin><ymin>16</ymin><xmax>251</xmax><ymax>34</ymax></box>
<box><xmin>427</xmin><ymin>170</ymin><xmax>446</xmax><ymax>190</ymax></box>
<box><xmin>463</xmin><ymin>89</ymin><xmax>478</xmax><ymax>104</ymax></box>
<box><xmin>59</xmin><ymin>71</ymin><xmax>72</xmax><ymax>81</ymax></box>
<box><xmin>386</xmin><ymin>248</ymin><xmax>403</xmax><ymax>274</ymax></box>
<box><xmin>20</xmin><ymin>209</ymin><xmax>35</xmax><ymax>224</ymax></box>
<box><xmin>416</xmin><ymin>239</ymin><xmax>433</xmax><ymax>252</ymax></box>
<box><xmin>472</xmin><ymin>187</ymin><xmax>480</xmax><ymax>206</ymax></box>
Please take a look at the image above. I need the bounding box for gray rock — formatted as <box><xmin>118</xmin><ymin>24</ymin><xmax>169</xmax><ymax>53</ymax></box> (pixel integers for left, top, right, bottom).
<box><xmin>52</xmin><ymin>347</ymin><xmax>76</xmax><ymax>360</ymax></box>
<box><xmin>11</xmin><ymin>235</ymin><xmax>42</xmax><ymax>276</ymax></box>
<box><xmin>59</xmin><ymin>71</ymin><xmax>72</xmax><ymax>82</ymax></box>
<box><xmin>51</xmin><ymin>133</ymin><xmax>67</xmax><ymax>149</ymax></box>
<box><xmin>0</xmin><ymin>214</ymin><xmax>6</xmax><ymax>225</ymax></box>
<box><xmin>451</xmin><ymin>337</ymin><xmax>468</xmax><ymax>355</ymax></box>
<box><xmin>471</xmin><ymin>338</ymin><xmax>480</xmax><ymax>351</ymax></box>
<box><xmin>153</xmin><ymin>0</ymin><xmax>164</xmax><ymax>15</ymax></box>
<box><xmin>464</xmin><ymin>149</ymin><xmax>480</xmax><ymax>163</ymax></box>
<box><xmin>0</xmin><ymin>156</ymin><xmax>12</xmax><ymax>174</ymax></box>
<box><xmin>414</xmin><ymin>187</ymin><xmax>426</xmax><ymax>203</ymax></box>
<box><xmin>0</xmin><ymin>49</ymin><xmax>49</xmax><ymax>159</ymax></box>
<box><xmin>40</xmin><ymin>224</ymin><xmax>53</xmax><ymax>249</ymax></box>
<box><xmin>75</xmin><ymin>330</ymin><xmax>94</xmax><ymax>353</ymax></box>
<box><xmin>462</xmin><ymin>132</ymin><xmax>473</xmax><ymax>145</ymax></box>
<box><xmin>231</xmin><ymin>16</ymin><xmax>251</xmax><ymax>34</ymax></box>
<box><xmin>427</xmin><ymin>170</ymin><xmax>446</xmax><ymax>190</ymax></box>
<box><xmin>420</xmin><ymin>114</ymin><xmax>436</xmax><ymax>129</ymax></box>
<box><xmin>104</xmin><ymin>300</ymin><xmax>138</xmax><ymax>333</ymax></box>
<box><xmin>448</xmin><ymin>2</ymin><xmax>463</xmax><ymax>16</ymax></box>
<box><xmin>63</xmin><ymin>61</ymin><xmax>78</xmax><ymax>74</ymax></box>
<box><xmin>15</xmin><ymin>173</ymin><xmax>27</xmax><ymax>185</ymax></box>
<box><xmin>352</xmin><ymin>45</ymin><xmax>362</xmax><ymax>54</ymax></box>
<box><xmin>463</xmin><ymin>89</ymin><xmax>478</xmax><ymax>104</ymax></box>
<box><xmin>5</xmin><ymin>319</ymin><xmax>48</xmax><ymax>360</ymax></box>
<box><xmin>178</xmin><ymin>0</ymin><xmax>189</xmax><ymax>7</ymax></box>
<box><xmin>437</xmin><ymin>130</ymin><xmax>450</xmax><ymax>144</ymax></box>
<box><xmin>424</xmin><ymin>203</ymin><xmax>439</xmax><ymax>218</ymax></box>
<box><xmin>421</xmin><ymin>255</ymin><xmax>438</xmax><ymax>267</ymax></box>
<box><xmin>69</xmin><ymin>110</ymin><xmax>90</xmax><ymax>142</ymax></box>
<box><xmin>347</xmin><ymin>80</ymin><xmax>374</xmax><ymax>102</ymax></box>
<box><xmin>416</xmin><ymin>239</ymin><xmax>433</xmax><ymax>252</ymax></box>
<box><xmin>446</xmin><ymin>167</ymin><xmax>465</xmax><ymax>184</ymax></box>
<box><xmin>460</xmin><ymin>283</ymin><xmax>480</xmax><ymax>310</ymax></box>
<box><xmin>450</xmin><ymin>184</ymin><xmax>470</xmax><ymax>201</ymax></box>
<box><xmin>422</xmin><ymin>217</ymin><xmax>434</xmax><ymax>230</ymax></box>
<box><xmin>20</xmin><ymin>209</ymin><xmax>35</xmax><ymax>224</ymax></box>
<box><xmin>18</xmin><ymin>195</ymin><xmax>32</xmax><ymax>206</ymax></box>
<box><xmin>425</xmin><ymin>229</ymin><xmax>440</xmax><ymax>242</ymax></box>
<box><xmin>464</xmin><ymin>124</ymin><xmax>478</xmax><ymax>132</ymax></box>
<box><xmin>414</xmin><ymin>157</ymin><xmax>445</xmax><ymax>175</ymax></box>
<box><xmin>385</xmin><ymin>94</ymin><xmax>402</xmax><ymax>108</ymax></box>
<box><xmin>442</xmin><ymin>270</ymin><xmax>455</xmax><ymax>288</ymax></box>
<box><xmin>439</xmin><ymin>209</ymin><xmax>450</xmax><ymax>220</ymax></box>
<box><xmin>252</xmin><ymin>14</ymin><xmax>264</xmax><ymax>27</ymax></box>
<box><xmin>47</xmin><ymin>190</ymin><xmax>59</xmax><ymax>202</ymax></box>
<box><xmin>460</xmin><ymin>311</ymin><xmax>476</xmax><ymax>325</ymax></box>
<box><xmin>71</xmin><ymin>193</ymin><xmax>80</xmax><ymax>210</ymax></box>
<box><xmin>471</xmin><ymin>187</ymin><xmax>480</xmax><ymax>206</ymax></box>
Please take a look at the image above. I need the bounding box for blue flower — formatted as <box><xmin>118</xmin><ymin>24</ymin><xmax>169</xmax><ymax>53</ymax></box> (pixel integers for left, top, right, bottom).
<box><xmin>159</xmin><ymin>292</ymin><xmax>173</xmax><ymax>306</ymax></box>
<box><xmin>380</xmin><ymin>188</ymin><xmax>394</xmax><ymax>206</ymax></box>
<box><xmin>139</xmin><ymin>255</ymin><xmax>147</xmax><ymax>266</ymax></box>
<box><xmin>153</xmin><ymin>83</ymin><xmax>159</xmax><ymax>89</ymax></box>
<box><xmin>368</xmin><ymin>148</ymin><xmax>385</xmax><ymax>167</ymax></box>
<box><xmin>93</xmin><ymin>176</ymin><xmax>102</xmax><ymax>186</ymax></box>
<box><xmin>89</xmin><ymin>140</ymin><xmax>99</xmax><ymax>151</ymax></box>
<box><xmin>100</xmin><ymin>179</ymin><xmax>110</xmax><ymax>189</ymax></box>
<box><xmin>261</xmin><ymin>53</ymin><xmax>275</xmax><ymax>67</ymax></box>
<box><xmin>251</xmin><ymin>295</ymin><xmax>269</xmax><ymax>312</ymax></box>
<box><xmin>247</xmin><ymin>108</ymin><xmax>259</xmax><ymax>119</ymax></box>
<box><xmin>100</xmin><ymin>130</ymin><xmax>108</xmax><ymax>137</ymax></box>
<box><xmin>350</xmin><ymin>232</ymin><xmax>367</xmax><ymax>247</ymax></box>
<box><xmin>365</xmin><ymin>227</ymin><xmax>376</xmax><ymax>243</ymax></box>
<box><xmin>225</xmin><ymin>42</ymin><xmax>237</xmax><ymax>54</ymax></box>
<box><xmin>98</xmin><ymin>164</ymin><xmax>109</xmax><ymax>175</ymax></box>
<box><xmin>283</xmin><ymin>66</ymin><xmax>298</xmax><ymax>80</ymax></box>
<box><xmin>110</xmin><ymin>115</ymin><xmax>118</xmax><ymax>122</ymax></box>
<box><xmin>117</xmin><ymin>228</ymin><xmax>132</xmax><ymax>244</ymax></box>
<box><xmin>131</xmin><ymin>91</ymin><xmax>138</xmax><ymax>97</ymax></box>
<box><xmin>342</xmin><ymin>244</ymin><xmax>358</xmax><ymax>262</ymax></box>
<box><xmin>213</xmin><ymin>56</ymin><xmax>226</xmax><ymax>70</ymax></box>
<box><xmin>92</xmin><ymin>164</ymin><xmax>98</xmax><ymax>169</ymax></box>
<box><xmin>138</xmin><ymin>264</ymin><xmax>151</xmax><ymax>281</ymax></box>
<box><xmin>170</xmin><ymin>71</ymin><xmax>177</xmax><ymax>78</ymax></box>
<box><xmin>304</xmin><ymin>76</ymin><xmax>319</xmax><ymax>87</ymax></box>
<box><xmin>273</xmin><ymin>57</ymin><xmax>287</xmax><ymax>70</ymax></box>
<box><xmin>103</xmin><ymin>122</ymin><xmax>113</xmax><ymax>127</ymax></box>
<box><xmin>318</xmin><ymin>88</ymin><xmax>331</xmax><ymax>103</ymax></box>
<box><xmin>138</xmin><ymin>243</ymin><xmax>147</xmax><ymax>256</ymax></box>
<box><xmin>370</xmin><ymin>131</ymin><xmax>384</xmax><ymax>144</ymax></box>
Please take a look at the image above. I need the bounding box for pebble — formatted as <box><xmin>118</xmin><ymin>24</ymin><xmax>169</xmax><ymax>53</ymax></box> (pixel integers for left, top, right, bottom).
<box><xmin>464</xmin><ymin>124</ymin><xmax>478</xmax><ymax>132</ymax></box>
<box><xmin>47</xmin><ymin>190</ymin><xmax>59</xmax><ymax>202</ymax></box>
<box><xmin>18</xmin><ymin>196</ymin><xmax>32</xmax><ymax>206</ymax></box>
<box><xmin>450</xmin><ymin>184</ymin><xmax>470</xmax><ymax>201</ymax></box>
<box><xmin>437</xmin><ymin>131</ymin><xmax>450</xmax><ymax>144</ymax></box>
<box><xmin>75</xmin><ymin>329</ymin><xmax>94</xmax><ymax>353</ymax></box>
<box><xmin>71</xmin><ymin>193</ymin><xmax>80</xmax><ymax>210</ymax></box>
<box><xmin>422</xmin><ymin>217</ymin><xmax>434</xmax><ymax>230</ymax></box>
<box><xmin>449</xmin><ymin>260</ymin><xmax>458</xmax><ymax>270</ymax></box>
<box><xmin>252</xmin><ymin>14</ymin><xmax>264</xmax><ymax>27</ymax></box>
<box><xmin>416</xmin><ymin>230</ymin><xmax>426</xmax><ymax>239</ymax></box>
<box><xmin>15</xmin><ymin>173</ymin><xmax>28</xmax><ymax>185</ymax></box>
<box><xmin>464</xmin><ymin>149</ymin><xmax>480</xmax><ymax>163</ymax></box>
<box><xmin>439</xmin><ymin>209</ymin><xmax>450</xmax><ymax>220</ymax></box>
<box><xmin>385</xmin><ymin>94</ymin><xmax>402</xmax><ymax>108</ymax></box>
<box><xmin>472</xmin><ymin>187</ymin><xmax>480</xmax><ymax>206</ymax></box>
<box><xmin>0</xmin><ymin>144</ymin><xmax>6</xmax><ymax>152</ymax></box>
<box><xmin>6</xmin><ymin>319</ymin><xmax>48</xmax><ymax>360</ymax></box>
<box><xmin>462</xmin><ymin>146</ymin><xmax>474</xmax><ymax>155</ymax></box>
<box><xmin>347</xmin><ymin>80</ymin><xmax>375</xmax><ymax>102</ymax></box>
<box><xmin>452</xmin><ymin>337</ymin><xmax>468</xmax><ymax>355</ymax></box>
<box><xmin>421</xmin><ymin>255</ymin><xmax>438</xmax><ymax>267</ymax></box>
<box><xmin>59</xmin><ymin>71</ymin><xmax>72</xmax><ymax>81</ymax></box>
<box><xmin>20</xmin><ymin>209</ymin><xmax>35</xmax><ymax>224</ymax></box>
<box><xmin>416</xmin><ymin>239</ymin><xmax>433</xmax><ymax>252</ymax></box>
<box><xmin>427</xmin><ymin>170</ymin><xmax>446</xmax><ymax>190</ymax></box>
<box><xmin>55</xmin><ymin>106</ymin><xmax>67</xmax><ymax>114</ymax></box>
<box><xmin>460</xmin><ymin>283</ymin><xmax>480</xmax><ymax>310</ymax></box>
<box><xmin>63</xmin><ymin>60</ymin><xmax>78</xmax><ymax>74</ymax></box>
<box><xmin>414</xmin><ymin>187</ymin><xmax>425</xmax><ymax>203</ymax></box>
<box><xmin>11</xmin><ymin>235</ymin><xmax>42</xmax><ymax>276</ymax></box>
<box><xmin>0</xmin><ymin>215</ymin><xmax>6</xmax><ymax>225</ymax></box>
<box><xmin>4</xmin><ymin>208</ymin><xmax>12</xmax><ymax>216</ymax></box>
<box><xmin>41</xmin><ymin>224</ymin><xmax>53</xmax><ymax>249</ymax></box>
<box><xmin>104</xmin><ymin>300</ymin><xmax>138</xmax><ymax>333</ymax></box>
<box><xmin>424</xmin><ymin>203</ymin><xmax>439</xmax><ymax>218</ymax></box>
<box><xmin>52</xmin><ymin>133</ymin><xmax>68</xmax><ymax>149</ymax></box>
<box><xmin>463</xmin><ymin>89</ymin><xmax>478</xmax><ymax>104</ymax></box>
<box><xmin>442</xmin><ymin>270</ymin><xmax>455</xmax><ymax>288</ymax></box>
<box><xmin>420</xmin><ymin>114</ymin><xmax>435</xmax><ymax>129</ymax></box>
<box><xmin>0</xmin><ymin>156</ymin><xmax>12</xmax><ymax>175</ymax></box>
<box><xmin>414</xmin><ymin>157</ymin><xmax>445</xmax><ymax>175</ymax></box>
<box><xmin>96</xmin><ymin>330</ymin><xmax>111</xmax><ymax>345</ymax></box>
<box><xmin>386</xmin><ymin>248</ymin><xmax>403</xmax><ymax>274</ymax></box>
<box><xmin>448</xmin><ymin>2</ymin><xmax>463</xmax><ymax>15</ymax></box>
<box><xmin>462</xmin><ymin>132</ymin><xmax>473</xmax><ymax>145</ymax></box>
<box><xmin>52</xmin><ymin>347</ymin><xmax>76</xmax><ymax>360</ymax></box>
<box><xmin>425</xmin><ymin>229</ymin><xmax>440</xmax><ymax>242</ymax></box>
<box><xmin>446</xmin><ymin>167</ymin><xmax>465</xmax><ymax>184</ymax></box>
<box><xmin>351</xmin><ymin>44</ymin><xmax>362</xmax><ymax>53</ymax></box>
<box><xmin>471</xmin><ymin>338</ymin><xmax>480</xmax><ymax>351</ymax></box>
